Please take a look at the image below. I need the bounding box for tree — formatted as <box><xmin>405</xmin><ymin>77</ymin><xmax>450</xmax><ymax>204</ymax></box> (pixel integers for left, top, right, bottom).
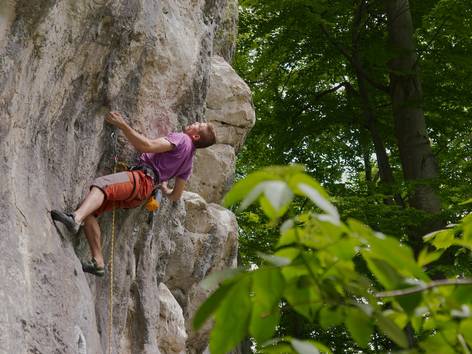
<box><xmin>194</xmin><ymin>166</ymin><xmax>472</xmax><ymax>354</ymax></box>
<box><xmin>227</xmin><ymin>1</ymin><xmax>472</xmax><ymax>351</ymax></box>
<box><xmin>385</xmin><ymin>0</ymin><xmax>441</xmax><ymax>216</ymax></box>
<box><xmin>234</xmin><ymin>0</ymin><xmax>471</xmax><ymax>246</ymax></box>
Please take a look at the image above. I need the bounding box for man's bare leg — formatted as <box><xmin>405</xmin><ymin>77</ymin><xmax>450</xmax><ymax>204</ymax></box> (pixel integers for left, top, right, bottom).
<box><xmin>74</xmin><ymin>186</ymin><xmax>105</xmax><ymax>268</ymax></box>
<box><xmin>83</xmin><ymin>214</ymin><xmax>104</xmax><ymax>268</ymax></box>
<box><xmin>74</xmin><ymin>187</ymin><xmax>105</xmax><ymax>224</ymax></box>
<box><xmin>51</xmin><ymin>186</ymin><xmax>107</xmax><ymax>275</ymax></box>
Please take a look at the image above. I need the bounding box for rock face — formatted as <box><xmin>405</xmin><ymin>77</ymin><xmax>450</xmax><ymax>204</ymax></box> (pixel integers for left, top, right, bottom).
<box><xmin>0</xmin><ymin>1</ymin><xmax>254</xmax><ymax>353</ymax></box>
<box><xmin>187</xmin><ymin>56</ymin><xmax>255</xmax><ymax>203</ymax></box>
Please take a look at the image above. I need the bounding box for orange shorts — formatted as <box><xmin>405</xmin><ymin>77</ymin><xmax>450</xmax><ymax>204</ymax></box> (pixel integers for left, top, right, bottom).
<box><xmin>91</xmin><ymin>170</ymin><xmax>155</xmax><ymax>216</ymax></box>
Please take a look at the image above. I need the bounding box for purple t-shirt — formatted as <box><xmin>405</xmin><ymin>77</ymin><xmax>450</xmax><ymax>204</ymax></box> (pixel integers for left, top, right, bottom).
<box><xmin>138</xmin><ymin>132</ymin><xmax>196</xmax><ymax>182</ymax></box>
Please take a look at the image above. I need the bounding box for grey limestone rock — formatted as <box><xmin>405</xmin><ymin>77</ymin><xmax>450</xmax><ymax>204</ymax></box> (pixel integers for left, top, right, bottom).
<box><xmin>0</xmin><ymin>0</ymin><xmax>254</xmax><ymax>353</ymax></box>
<box><xmin>187</xmin><ymin>55</ymin><xmax>256</xmax><ymax>204</ymax></box>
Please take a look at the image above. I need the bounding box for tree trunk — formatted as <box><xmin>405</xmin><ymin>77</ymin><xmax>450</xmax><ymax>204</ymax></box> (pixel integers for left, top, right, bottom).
<box><xmin>356</xmin><ymin>69</ymin><xmax>405</xmax><ymax>205</ymax></box>
<box><xmin>362</xmin><ymin>137</ymin><xmax>373</xmax><ymax>190</ymax></box>
<box><xmin>356</xmin><ymin>71</ymin><xmax>396</xmax><ymax>189</ymax></box>
<box><xmin>352</xmin><ymin>0</ymin><xmax>402</xmax><ymax>205</ymax></box>
<box><xmin>385</xmin><ymin>0</ymin><xmax>441</xmax><ymax>214</ymax></box>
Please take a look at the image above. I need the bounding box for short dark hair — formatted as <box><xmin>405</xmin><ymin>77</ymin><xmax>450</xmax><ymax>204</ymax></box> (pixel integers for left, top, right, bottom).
<box><xmin>194</xmin><ymin>123</ymin><xmax>216</xmax><ymax>148</ymax></box>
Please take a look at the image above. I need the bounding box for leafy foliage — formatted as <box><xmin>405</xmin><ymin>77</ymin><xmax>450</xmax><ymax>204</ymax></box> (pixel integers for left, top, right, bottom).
<box><xmin>222</xmin><ymin>0</ymin><xmax>472</xmax><ymax>352</ymax></box>
<box><xmin>194</xmin><ymin>166</ymin><xmax>472</xmax><ymax>353</ymax></box>
<box><xmin>234</xmin><ymin>0</ymin><xmax>471</xmax><ymax>229</ymax></box>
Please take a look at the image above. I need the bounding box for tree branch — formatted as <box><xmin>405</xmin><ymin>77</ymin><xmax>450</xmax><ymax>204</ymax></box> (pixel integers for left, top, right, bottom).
<box><xmin>352</xmin><ymin>0</ymin><xmax>367</xmax><ymax>48</ymax></box>
<box><xmin>287</xmin><ymin>81</ymin><xmax>357</xmax><ymax>122</ymax></box>
<box><xmin>320</xmin><ymin>24</ymin><xmax>390</xmax><ymax>94</ymax></box>
<box><xmin>313</xmin><ymin>81</ymin><xmax>357</xmax><ymax>101</ymax></box>
<box><xmin>375</xmin><ymin>278</ymin><xmax>472</xmax><ymax>298</ymax></box>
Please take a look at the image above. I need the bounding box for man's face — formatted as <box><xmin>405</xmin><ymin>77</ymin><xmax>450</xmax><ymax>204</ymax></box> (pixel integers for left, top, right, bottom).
<box><xmin>184</xmin><ymin>122</ymin><xmax>207</xmax><ymax>137</ymax></box>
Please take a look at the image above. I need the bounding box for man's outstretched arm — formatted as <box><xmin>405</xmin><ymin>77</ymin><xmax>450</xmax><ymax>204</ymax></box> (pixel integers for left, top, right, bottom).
<box><xmin>105</xmin><ymin>111</ymin><xmax>174</xmax><ymax>153</ymax></box>
<box><xmin>161</xmin><ymin>178</ymin><xmax>186</xmax><ymax>201</ymax></box>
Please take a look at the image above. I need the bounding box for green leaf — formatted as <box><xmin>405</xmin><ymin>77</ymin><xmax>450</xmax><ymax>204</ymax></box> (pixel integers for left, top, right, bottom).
<box><xmin>362</xmin><ymin>254</ymin><xmax>404</xmax><ymax>290</ymax></box>
<box><xmin>442</xmin><ymin>322</ymin><xmax>459</xmax><ymax>344</ymax></box>
<box><xmin>423</xmin><ymin>229</ymin><xmax>441</xmax><ymax>242</ymax></box>
<box><xmin>411</xmin><ymin>315</ymin><xmax>423</xmax><ymax>332</ymax></box>
<box><xmin>459</xmin><ymin>198</ymin><xmax>472</xmax><ymax>205</ymax></box>
<box><xmin>240</xmin><ymin>182</ymin><xmax>266</xmax><ymax>210</ymax></box>
<box><xmin>224</xmin><ymin>166</ymin><xmax>306</xmax><ymax>211</ymax></box>
<box><xmin>254</xmin><ymin>268</ymin><xmax>285</xmax><ymax>307</ymax></box>
<box><xmin>224</xmin><ymin>170</ymin><xmax>275</xmax><ymax>207</ymax></box>
<box><xmin>193</xmin><ymin>282</ymin><xmax>234</xmax><ymax>330</ymax></box>
<box><xmin>451</xmin><ymin>285</ymin><xmax>472</xmax><ymax>304</ymax></box>
<box><xmin>344</xmin><ymin>307</ymin><xmax>373</xmax><ymax>348</ymax></box>
<box><xmin>383</xmin><ymin>309</ymin><xmax>408</xmax><ymax>330</ymax></box>
<box><xmin>298</xmin><ymin>229</ymin><xmax>335</xmax><ymax>249</ymax></box>
<box><xmin>463</xmin><ymin>214</ymin><xmax>472</xmax><ymax>225</ymax></box>
<box><xmin>258</xmin><ymin>252</ymin><xmax>292</xmax><ymax>266</ymax></box>
<box><xmin>291</xmin><ymin>338</ymin><xmax>320</xmax><ymax>354</ymax></box>
<box><xmin>325</xmin><ymin>238</ymin><xmax>359</xmax><ymax>261</ymax></box>
<box><xmin>348</xmin><ymin>218</ymin><xmax>373</xmax><ymax>238</ymax></box>
<box><xmin>319</xmin><ymin>306</ymin><xmax>344</xmax><ymax>329</ymax></box>
<box><xmin>238</xmin><ymin>180</ymin><xmax>294</xmax><ymax>219</ymax></box>
<box><xmin>263</xmin><ymin>180</ymin><xmax>294</xmax><ymax>214</ymax></box>
<box><xmin>351</xmin><ymin>220</ymin><xmax>428</xmax><ymax>281</ymax></box>
<box><xmin>417</xmin><ymin>248</ymin><xmax>443</xmax><ymax>267</ymax></box>
<box><xmin>431</xmin><ymin>230</ymin><xmax>455</xmax><ymax>249</ymax></box>
<box><xmin>250</xmin><ymin>306</ymin><xmax>281</xmax><ymax>343</ymax></box>
<box><xmin>246</xmin><ymin>211</ymin><xmax>261</xmax><ymax>223</ymax></box>
<box><xmin>281</xmin><ymin>265</ymin><xmax>309</xmax><ymax>285</ymax></box>
<box><xmin>460</xmin><ymin>221</ymin><xmax>472</xmax><ymax>249</ymax></box>
<box><xmin>250</xmin><ymin>269</ymin><xmax>285</xmax><ymax>341</ymax></box>
<box><xmin>284</xmin><ymin>282</ymin><xmax>321</xmax><ymax>321</ymax></box>
<box><xmin>375</xmin><ymin>312</ymin><xmax>409</xmax><ymax>348</ymax></box>
<box><xmin>277</xmin><ymin>228</ymin><xmax>297</xmax><ymax>248</ymax></box>
<box><xmin>397</xmin><ymin>292</ymin><xmax>423</xmax><ymax>316</ymax></box>
<box><xmin>315</xmin><ymin>218</ymin><xmax>347</xmax><ymax>239</ymax></box>
<box><xmin>261</xmin><ymin>343</ymin><xmax>295</xmax><ymax>353</ymax></box>
<box><xmin>419</xmin><ymin>333</ymin><xmax>456</xmax><ymax>354</ymax></box>
<box><xmin>280</xmin><ymin>219</ymin><xmax>295</xmax><ymax>233</ymax></box>
<box><xmin>288</xmin><ymin>173</ymin><xmax>329</xmax><ymax>199</ymax></box>
<box><xmin>210</xmin><ymin>277</ymin><xmax>252</xmax><ymax>354</ymax></box>
<box><xmin>297</xmin><ymin>182</ymin><xmax>340</xmax><ymax>225</ymax></box>
<box><xmin>423</xmin><ymin>314</ymin><xmax>450</xmax><ymax>331</ymax></box>
<box><xmin>199</xmin><ymin>268</ymin><xmax>241</xmax><ymax>290</ymax></box>
<box><xmin>260</xmin><ymin>194</ymin><xmax>279</xmax><ymax>219</ymax></box>
<box><xmin>460</xmin><ymin>318</ymin><xmax>472</xmax><ymax>346</ymax></box>
<box><xmin>310</xmin><ymin>341</ymin><xmax>332</xmax><ymax>354</ymax></box>
<box><xmin>274</xmin><ymin>247</ymin><xmax>301</xmax><ymax>262</ymax></box>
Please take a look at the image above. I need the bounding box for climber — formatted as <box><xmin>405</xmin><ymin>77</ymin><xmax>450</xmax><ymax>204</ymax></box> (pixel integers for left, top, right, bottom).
<box><xmin>51</xmin><ymin>111</ymin><xmax>216</xmax><ymax>277</ymax></box>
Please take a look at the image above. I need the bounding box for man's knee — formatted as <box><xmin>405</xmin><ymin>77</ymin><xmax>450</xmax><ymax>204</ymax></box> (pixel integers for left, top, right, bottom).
<box><xmin>90</xmin><ymin>185</ymin><xmax>105</xmax><ymax>197</ymax></box>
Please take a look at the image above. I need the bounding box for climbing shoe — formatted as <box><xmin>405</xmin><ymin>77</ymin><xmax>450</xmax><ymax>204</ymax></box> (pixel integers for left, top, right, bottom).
<box><xmin>51</xmin><ymin>210</ymin><xmax>81</xmax><ymax>234</ymax></box>
<box><xmin>82</xmin><ymin>258</ymin><xmax>105</xmax><ymax>277</ymax></box>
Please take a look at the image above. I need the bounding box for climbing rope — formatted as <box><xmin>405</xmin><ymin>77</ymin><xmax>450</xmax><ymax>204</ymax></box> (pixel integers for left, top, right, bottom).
<box><xmin>108</xmin><ymin>201</ymin><xmax>116</xmax><ymax>354</ymax></box>
<box><xmin>108</xmin><ymin>131</ymin><xmax>118</xmax><ymax>354</ymax></box>
<box><xmin>106</xmin><ymin>129</ymin><xmax>160</xmax><ymax>354</ymax></box>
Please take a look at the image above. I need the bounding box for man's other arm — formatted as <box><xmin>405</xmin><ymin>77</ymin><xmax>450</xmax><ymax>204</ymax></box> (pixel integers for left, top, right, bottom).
<box><xmin>105</xmin><ymin>111</ymin><xmax>173</xmax><ymax>153</ymax></box>
<box><xmin>161</xmin><ymin>178</ymin><xmax>186</xmax><ymax>201</ymax></box>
